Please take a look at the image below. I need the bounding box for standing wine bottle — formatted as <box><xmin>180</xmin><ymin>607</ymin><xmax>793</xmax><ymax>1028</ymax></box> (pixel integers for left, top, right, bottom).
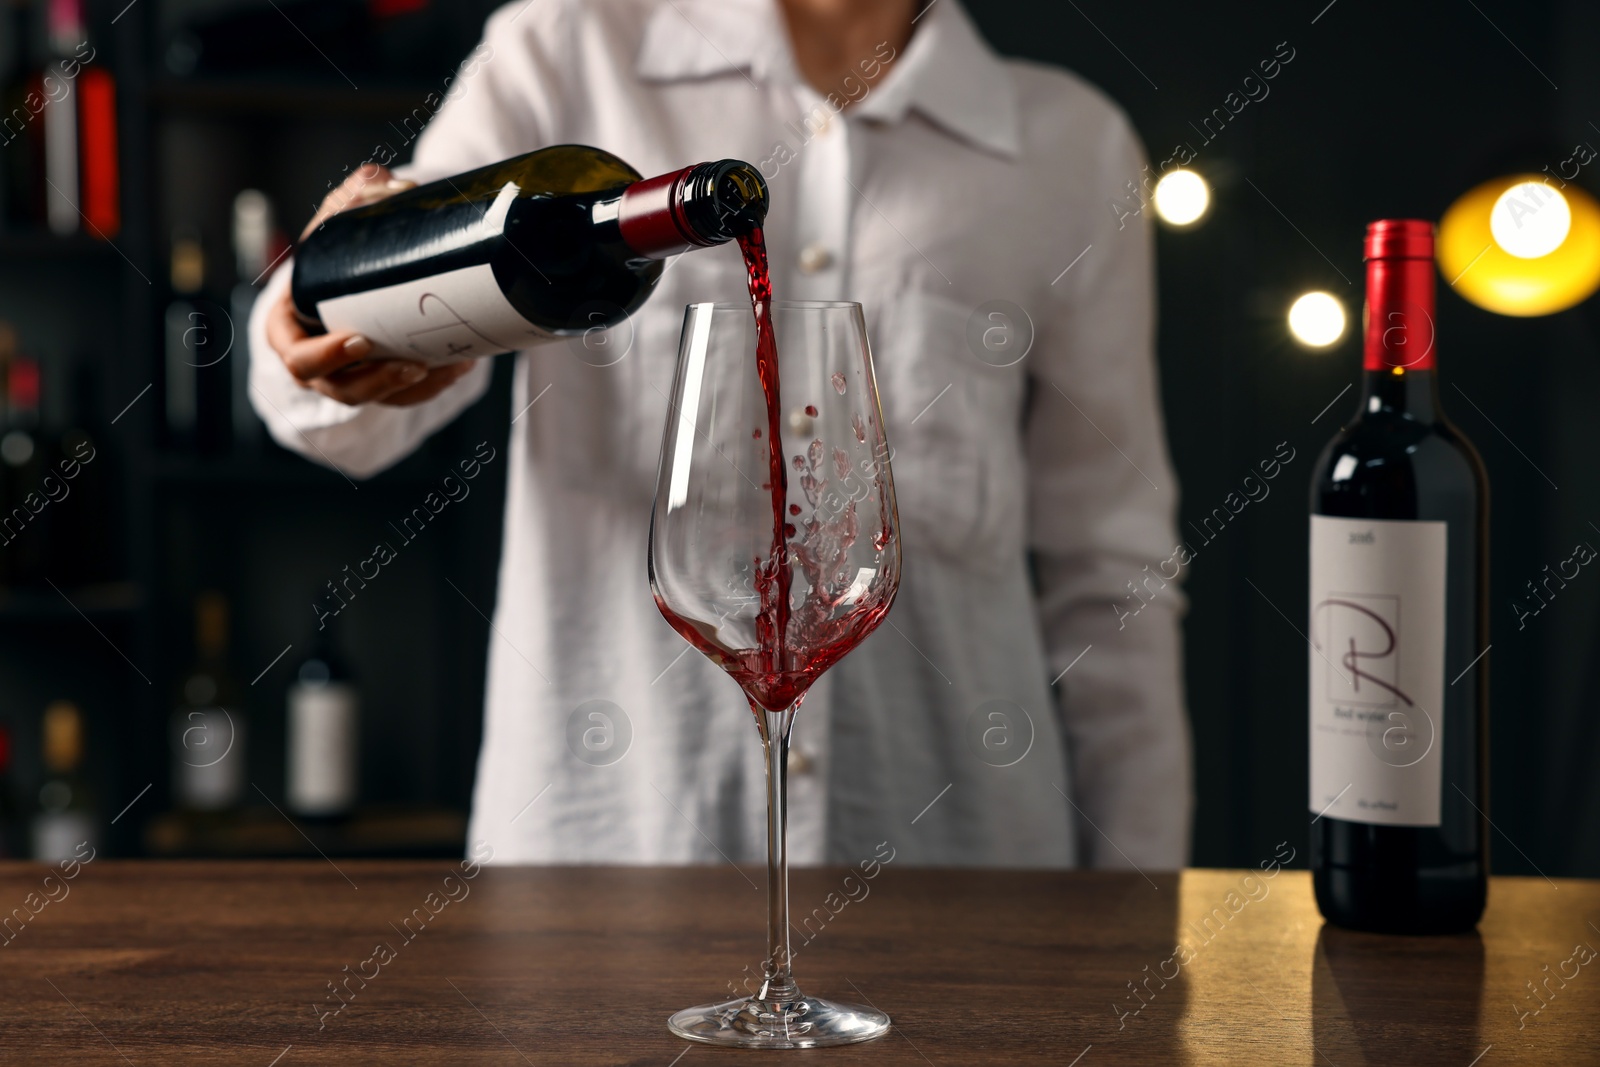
<box><xmin>0</xmin><ymin>340</ymin><xmax>47</xmax><ymax>587</ymax></box>
<box><xmin>41</xmin><ymin>0</ymin><xmax>83</xmax><ymax>235</ymax></box>
<box><xmin>290</xmin><ymin>145</ymin><xmax>768</xmax><ymax>366</ymax></box>
<box><xmin>1309</xmin><ymin>218</ymin><xmax>1489</xmax><ymax>934</ymax></box>
<box><xmin>164</xmin><ymin>229</ymin><xmax>205</xmax><ymax>449</ymax></box>
<box><xmin>32</xmin><ymin>699</ymin><xmax>97</xmax><ymax>862</ymax></box>
<box><xmin>171</xmin><ymin>591</ymin><xmax>247</xmax><ymax>811</ymax></box>
<box><xmin>230</xmin><ymin>189</ymin><xmax>281</xmax><ymax>449</ymax></box>
<box><xmin>286</xmin><ymin>628</ymin><xmax>358</xmax><ymax>820</ymax></box>
<box><xmin>0</xmin><ymin>0</ymin><xmax>42</xmax><ymax>230</ymax></box>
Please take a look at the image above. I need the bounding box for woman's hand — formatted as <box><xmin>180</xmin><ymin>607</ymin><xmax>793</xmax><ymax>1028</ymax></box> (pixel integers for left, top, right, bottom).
<box><xmin>263</xmin><ymin>164</ymin><xmax>476</xmax><ymax>407</ymax></box>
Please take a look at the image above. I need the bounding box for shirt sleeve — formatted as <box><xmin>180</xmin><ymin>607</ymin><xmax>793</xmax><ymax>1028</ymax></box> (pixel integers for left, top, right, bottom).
<box><xmin>1027</xmin><ymin>106</ymin><xmax>1193</xmax><ymax>870</ymax></box>
<box><xmin>247</xmin><ymin>1</ymin><xmax>564</xmax><ymax>478</ymax></box>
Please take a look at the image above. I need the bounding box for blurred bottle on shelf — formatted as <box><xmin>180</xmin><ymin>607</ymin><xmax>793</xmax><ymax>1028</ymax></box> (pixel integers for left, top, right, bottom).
<box><xmin>164</xmin><ymin>230</ymin><xmax>229</xmax><ymax>454</ymax></box>
<box><xmin>287</xmin><ymin>626</ymin><xmax>359</xmax><ymax>819</ymax></box>
<box><xmin>0</xmin><ymin>324</ymin><xmax>49</xmax><ymax>587</ymax></box>
<box><xmin>0</xmin><ymin>319</ymin><xmax>119</xmax><ymax>590</ymax></box>
<box><xmin>40</xmin><ymin>0</ymin><xmax>82</xmax><ymax>234</ymax></box>
<box><xmin>46</xmin><ymin>352</ymin><xmax>115</xmax><ymax>588</ymax></box>
<box><xmin>230</xmin><ymin>189</ymin><xmax>284</xmax><ymax>450</ymax></box>
<box><xmin>0</xmin><ymin>0</ymin><xmax>115</xmax><ymax>236</ymax></box>
<box><xmin>74</xmin><ymin>46</ymin><xmax>118</xmax><ymax>236</ymax></box>
<box><xmin>31</xmin><ymin>699</ymin><xmax>97</xmax><ymax>861</ymax></box>
<box><xmin>0</xmin><ymin>724</ymin><xmax>18</xmax><ymax>857</ymax></box>
<box><xmin>171</xmin><ymin>591</ymin><xmax>247</xmax><ymax>810</ymax></box>
<box><xmin>0</xmin><ymin>0</ymin><xmax>43</xmax><ymax>228</ymax></box>
<box><xmin>0</xmin><ymin>0</ymin><xmax>57</xmax><ymax>231</ymax></box>
<box><xmin>164</xmin><ymin>230</ymin><xmax>202</xmax><ymax>446</ymax></box>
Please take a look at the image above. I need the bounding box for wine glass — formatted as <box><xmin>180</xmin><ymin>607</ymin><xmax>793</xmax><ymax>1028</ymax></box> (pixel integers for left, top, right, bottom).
<box><xmin>650</xmin><ymin>300</ymin><xmax>900</xmax><ymax>1049</ymax></box>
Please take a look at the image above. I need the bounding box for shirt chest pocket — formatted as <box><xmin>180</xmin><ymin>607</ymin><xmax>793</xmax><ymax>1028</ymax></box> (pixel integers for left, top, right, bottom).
<box><xmin>867</xmin><ymin>289</ymin><xmax>1028</xmax><ymax>573</ymax></box>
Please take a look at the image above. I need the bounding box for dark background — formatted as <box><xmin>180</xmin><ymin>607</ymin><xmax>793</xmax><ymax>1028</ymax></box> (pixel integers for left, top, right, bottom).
<box><xmin>1</xmin><ymin>0</ymin><xmax>1595</xmax><ymax>875</ymax></box>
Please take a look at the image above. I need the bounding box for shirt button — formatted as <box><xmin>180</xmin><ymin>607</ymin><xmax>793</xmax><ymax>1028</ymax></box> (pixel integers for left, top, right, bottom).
<box><xmin>788</xmin><ymin>748</ymin><xmax>814</xmax><ymax>776</ymax></box>
<box><xmin>797</xmin><ymin>244</ymin><xmax>834</xmax><ymax>274</ymax></box>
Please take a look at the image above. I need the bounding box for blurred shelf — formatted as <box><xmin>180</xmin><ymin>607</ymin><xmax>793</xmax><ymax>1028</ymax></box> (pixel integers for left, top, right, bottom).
<box><xmin>0</xmin><ymin>581</ymin><xmax>143</xmax><ymax>622</ymax></box>
<box><xmin>144</xmin><ymin>804</ymin><xmax>468</xmax><ymax>858</ymax></box>
<box><xmin>0</xmin><ymin>231</ymin><xmax>125</xmax><ymax>263</ymax></box>
<box><xmin>147</xmin><ymin>78</ymin><xmax>439</xmax><ymax>119</ymax></box>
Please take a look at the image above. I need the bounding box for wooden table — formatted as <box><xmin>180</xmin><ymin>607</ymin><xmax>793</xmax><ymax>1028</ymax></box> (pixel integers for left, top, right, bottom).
<box><xmin>2</xmin><ymin>862</ymin><xmax>1593</xmax><ymax>1064</ymax></box>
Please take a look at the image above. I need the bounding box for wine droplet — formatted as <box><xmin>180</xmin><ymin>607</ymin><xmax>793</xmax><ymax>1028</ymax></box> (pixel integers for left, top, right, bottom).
<box><xmin>831</xmin><ymin>372</ymin><xmax>847</xmax><ymax>394</ymax></box>
<box><xmin>784</xmin><ymin>523</ymin><xmax>797</xmax><ymax>538</ymax></box>
<box><xmin>788</xmin><ymin>503</ymin><xmax>801</xmax><ymax>516</ymax></box>
<box><xmin>804</xmin><ymin>404</ymin><xmax>818</xmax><ymax>417</ymax></box>
<box><xmin>852</xmin><ymin>412</ymin><xmax>866</xmax><ymax>444</ymax></box>
<box><xmin>753</xmin><ymin>428</ymin><xmax>762</xmax><ymax>439</ymax></box>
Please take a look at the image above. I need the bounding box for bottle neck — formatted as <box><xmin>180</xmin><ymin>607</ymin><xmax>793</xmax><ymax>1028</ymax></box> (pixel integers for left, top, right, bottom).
<box><xmin>1359</xmin><ymin>366</ymin><xmax>1440</xmax><ymax>422</ymax></box>
<box><xmin>615</xmin><ymin>160</ymin><xmax>768</xmax><ymax>259</ymax></box>
<box><xmin>1359</xmin><ymin>252</ymin><xmax>1440</xmax><ymax>421</ymax></box>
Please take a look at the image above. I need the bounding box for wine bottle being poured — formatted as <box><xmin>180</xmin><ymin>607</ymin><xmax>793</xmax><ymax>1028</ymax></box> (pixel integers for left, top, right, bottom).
<box><xmin>291</xmin><ymin>145</ymin><xmax>769</xmax><ymax>365</ymax></box>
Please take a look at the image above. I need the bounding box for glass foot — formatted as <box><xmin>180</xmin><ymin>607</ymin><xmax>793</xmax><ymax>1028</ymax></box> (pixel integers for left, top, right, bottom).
<box><xmin>668</xmin><ymin>990</ymin><xmax>891</xmax><ymax>1049</ymax></box>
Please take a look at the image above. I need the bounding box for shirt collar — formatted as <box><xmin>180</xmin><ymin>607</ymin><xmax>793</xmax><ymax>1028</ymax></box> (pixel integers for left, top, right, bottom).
<box><xmin>636</xmin><ymin>0</ymin><xmax>793</xmax><ymax>84</ymax></box>
<box><xmin>636</xmin><ymin>0</ymin><xmax>1021</xmax><ymax>160</ymax></box>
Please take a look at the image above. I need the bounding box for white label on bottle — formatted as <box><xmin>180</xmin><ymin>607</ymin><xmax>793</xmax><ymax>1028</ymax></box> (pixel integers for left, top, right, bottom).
<box><xmin>314</xmin><ymin>182</ymin><xmax>556</xmax><ymax>366</ymax></box>
<box><xmin>44</xmin><ymin>73</ymin><xmax>79</xmax><ymax>235</ymax></box>
<box><xmin>1309</xmin><ymin>515</ymin><xmax>1448</xmax><ymax>827</ymax></box>
<box><xmin>32</xmin><ymin>812</ymin><xmax>96</xmax><ymax>864</ymax></box>
<box><xmin>288</xmin><ymin>683</ymin><xmax>358</xmax><ymax>815</ymax></box>
<box><xmin>172</xmin><ymin>708</ymin><xmax>247</xmax><ymax>811</ymax></box>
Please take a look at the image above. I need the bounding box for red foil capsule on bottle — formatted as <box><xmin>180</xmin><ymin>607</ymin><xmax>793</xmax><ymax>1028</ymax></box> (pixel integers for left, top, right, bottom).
<box><xmin>617</xmin><ymin>167</ymin><xmax>710</xmax><ymax>258</ymax></box>
<box><xmin>1363</xmin><ymin>218</ymin><xmax>1437</xmax><ymax>371</ymax></box>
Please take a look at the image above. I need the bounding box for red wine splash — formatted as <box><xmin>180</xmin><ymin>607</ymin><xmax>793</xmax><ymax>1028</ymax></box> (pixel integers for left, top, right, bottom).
<box><xmin>656</xmin><ymin>227</ymin><xmax>896</xmax><ymax>712</ymax></box>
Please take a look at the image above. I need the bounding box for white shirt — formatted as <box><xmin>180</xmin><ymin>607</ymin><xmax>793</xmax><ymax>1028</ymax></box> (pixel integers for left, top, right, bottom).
<box><xmin>250</xmin><ymin>0</ymin><xmax>1192</xmax><ymax>869</ymax></box>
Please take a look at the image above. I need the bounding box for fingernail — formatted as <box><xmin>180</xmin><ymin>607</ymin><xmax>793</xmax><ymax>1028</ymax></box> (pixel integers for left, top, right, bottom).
<box><xmin>396</xmin><ymin>363</ymin><xmax>428</xmax><ymax>384</ymax></box>
<box><xmin>343</xmin><ymin>335</ymin><xmax>373</xmax><ymax>358</ymax></box>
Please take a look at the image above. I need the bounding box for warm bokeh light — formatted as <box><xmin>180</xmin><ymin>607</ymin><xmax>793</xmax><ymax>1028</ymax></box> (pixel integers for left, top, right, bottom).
<box><xmin>1439</xmin><ymin>174</ymin><xmax>1600</xmax><ymax>316</ymax></box>
<box><xmin>1288</xmin><ymin>291</ymin><xmax>1347</xmax><ymax>348</ymax></box>
<box><xmin>1490</xmin><ymin>181</ymin><xmax>1572</xmax><ymax>258</ymax></box>
<box><xmin>1153</xmin><ymin>169</ymin><xmax>1209</xmax><ymax>227</ymax></box>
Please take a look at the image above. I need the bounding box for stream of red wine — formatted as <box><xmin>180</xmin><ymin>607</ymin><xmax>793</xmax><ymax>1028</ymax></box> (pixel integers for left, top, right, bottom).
<box><xmin>737</xmin><ymin>227</ymin><xmax>794</xmax><ymax>687</ymax></box>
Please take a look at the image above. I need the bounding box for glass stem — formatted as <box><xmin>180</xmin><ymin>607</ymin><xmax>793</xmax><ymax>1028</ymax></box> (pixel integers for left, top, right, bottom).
<box><xmin>757</xmin><ymin>702</ymin><xmax>799</xmax><ymax>1004</ymax></box>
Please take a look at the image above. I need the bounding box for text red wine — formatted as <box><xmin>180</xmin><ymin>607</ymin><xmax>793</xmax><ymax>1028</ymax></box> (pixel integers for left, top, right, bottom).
<box><xmin>1308</xmin><ymin>218</ymin><xmax>1489</xmax><ymax>934</ymax></box>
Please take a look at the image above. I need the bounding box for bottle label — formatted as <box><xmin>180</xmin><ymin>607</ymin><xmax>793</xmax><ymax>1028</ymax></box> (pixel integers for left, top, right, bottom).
<box><xmin>314</xmin><ymin>182</ymin><xmax>555</xmax><ymax>365</ymax></box>
<box><xmin>1308</xmin><ymin>515</ymin><xmax>1448</xmax><ymax>827</ymax></box>
<box><xmin>32</xmin><ymin>812</ymin><xmax>96</xmax><ymax>864</ymax></box>
<box><xmin>172</xmin><ymin>707</ymin><xmax>247</xmax><ymax>811</ymax></box>
<box><xmin>288</xmin><ymin>683</ymin><xmax>359</xmax><ymax>815</ymax></box>
<box><xmin>315</xmin><ymin>262</ymin><xmax>556</xmax><ymax>366</ymax></box>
